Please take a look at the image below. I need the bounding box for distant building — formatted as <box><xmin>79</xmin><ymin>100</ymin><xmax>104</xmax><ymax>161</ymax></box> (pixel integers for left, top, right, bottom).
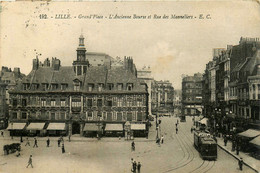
<box><xmin>181</xmin><ymin>73</ymin><xmax>203</xmax><ymax>116</ymax></box>
<box><xmin>137</xmin><ymin>65</ymin><xmax>153</xmax><ymax>115</ymax></box>
<box><xmin>8</xmin><ymin>35</ymin><xmax>148</xmax><ymax>138</ymax></box>
<box><xmin>0</xmin><ymin>77</ymin><xmax>8</xmax><ymax>129</ymax></box>
<box><xmin>173</xmin><ymin>90</ymin><xmax>182</xmax><ymax>115</ymax></box>
<box><xmin>151</xmin><ymin>80</ymin><xmax>174</xmax><ymax>116</ymax></box>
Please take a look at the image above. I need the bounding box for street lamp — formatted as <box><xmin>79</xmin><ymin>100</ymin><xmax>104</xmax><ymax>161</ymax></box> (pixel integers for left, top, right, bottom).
<box><xmin>97</xmin><ymin>114</ymin><xmax>101</xmax><ymax>140</ymax></box>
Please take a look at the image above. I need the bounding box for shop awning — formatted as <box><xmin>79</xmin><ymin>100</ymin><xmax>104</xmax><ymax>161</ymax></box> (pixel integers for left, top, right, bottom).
<box><xmin>238</xmin><ymin>129</ymin><xmax>260</xmax><ymax>138</ymax></box>
<box><xmin>47</xmin><ymin>123</ymin><xmax>66</xmax><ymax>130</ymax></box>
<box><xmin>198</xmin><ymin>118</ymin><xmax>208</xmax><ymax>125</ymax></box>
<box><xmin>249</xmin><ymin>136</ymin><xmax>260</xmax><ymax>148</ymax></box>
<box><xmin>7</xmin><ymin>123</ymin><xmax>26</xmax><ymax>130</ymax></box>
<box><xmin>83</xmin><ymin>123</ymin><xmax>101</xmax><ymax>131</ymax></box>
<box><xmin>105</xmin><ymin>124</ymin><xmax>123</xmax><ymax>131</ymax></box>
<box><xmin>26</xmin><ymin>123</ymin><xmax>45</xmax><ymax>130</ymax></box>
<box><xmin>131</xmin><ymin>124</ymin><xmax>146</xmax><ymax>130</ymax></box>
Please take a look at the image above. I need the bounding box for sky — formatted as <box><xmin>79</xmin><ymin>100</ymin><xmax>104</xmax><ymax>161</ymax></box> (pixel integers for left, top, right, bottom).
<box><xmin>1</xmin><ymin>1</ymin><xmax>260</xmax><ymax>89</ymax></box>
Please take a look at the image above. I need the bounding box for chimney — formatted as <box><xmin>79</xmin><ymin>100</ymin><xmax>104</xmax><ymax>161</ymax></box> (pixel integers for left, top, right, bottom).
<box><xmin>13</xmin><ymin>67</ymin><xmax>20</xmax><ymax>75</ymax></box>
<box><xmin>32</xmin><ymin>58</ymin><xmax>39</xmax><ymax>70</ymax></box>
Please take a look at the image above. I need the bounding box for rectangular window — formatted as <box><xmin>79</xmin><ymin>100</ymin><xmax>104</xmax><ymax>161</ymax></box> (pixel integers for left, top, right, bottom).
<box><xmin>88</xmin><ymin>84</ymin><xmax>94</xmax><ymax>91</ymax></box>
<box><xmin>118</xmin><ymin>98</ymin><xmax>123</xmax><ymax>107</ymax></box>
<box><xmin>13</xmin><ymin>99</ymin><xmax>17</xmax><ymax>107</ymax></box>
<box><xmin>21</xmin><ymin>112</ymin><xmax>27</xmax><ymax>119</ymax></box>
<box><xmin>87</xmin><ymin>99</ymin><xmax>93</xmax><ymax>107</ymax></box>
<box><xmin>127</xmin><ymin>112</ymin><xmax>132</xmax><ymax>121</ymax></box>
<box><xmin>61</xmin><ymin>99</ymin><xmax>66</xmax><ymax>107</ymax></box>
<box><xmin>60</xmin><ymin>112</ymin><xmax>65</xmax><ymax>120</ymax></box>
<box><xmin>22</xmin><ymin>99</ymin><xmax>27</xmax><ymax>107</ymax></box>
<box><xmin>108</xmin><ymin>83</ymin><xmax>114</xmax><ymax>90</ymax></box>
<box><xmin>137</xmin><ymin>112</ymin><xmax>142</xmax><ymax>121</ymax></box>
<box><xmin>43</xmin><ymin>83</ymin><xmax>49</xmax><ymax>90</ymax></box>
<box><xmin>98</xmin><ymin>84</ymin><xmax>104</xmax><ymax>92</ymax></box>
<box><xmin>87</xmin><ymin>112</ymin><xmax>93</xmax><ymax>120</ymax></box>
<box><xmin>107</xmin><ymin>100</ymin><xmax>112</xmax><ymax>107</ymax></box>
<box><xmin>107</xmin><ymin>112</ymin><xmax>112</xmax><ymax>121</ymax></box>
<box><xmin>127</xmin><ymin>83</ymin><xmax>133</xmax><ymax>91</ymax></box>
<box><xmin>74</xmin><ymin>85</ymin><xmax>80</xmax><ymax>91</ymax></box>
<box><xmin>127</xmin><ymin>100</ymin><xmax>132</xmax><ymax>107</ymax></box>
<box><xmin>51</xmin><ymin>100</ymin><xmax>56</xmax><ymax>107</ymax></box>
<box><xmin>41</xmin><ymin>99</ymin><xmax>46</xmax><ymax>107</ymax></box>
<box><xmin>12</xmin><ymin>112</ymin><xmax>17</xmax><ymax>119</ymax></box>
<box><xmin>61</xmin><ymin>84</ymin><xmax>67</xmax><ymax>90</ymax></box>
<box><xmin>51</xmin><ymin>113</ymin><xmax>55</xmax><ymax>120</ymax></box>
<box><xmin>51</xmin><ymin>84</ymin><xmax>58</xmax><ymax>90</ymax></box>
<box><xmin>97</xmin><ymin>99</ymin><xmax>102</xmax><ymax>107</ymax></box>
<box><xmin>117</xmin><ymin>113</ymin><xmax>123</xmax><ymax>121</ymax></box>
<box><xmin>72</xmin><ymin>101</ymin><xmax>81</xmax><ymax>107</ymax></box>
<box><xmin>118</xmin><ymin>83</ymin><xmax>123</xmax><ymax>91</ymax></box>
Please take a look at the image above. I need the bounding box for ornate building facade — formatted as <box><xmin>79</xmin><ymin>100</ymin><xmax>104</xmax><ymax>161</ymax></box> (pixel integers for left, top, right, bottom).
<box><xmin>8</xmin><ymin>35</ymin><xmax>148</xmax><ymax>137</ymax></box>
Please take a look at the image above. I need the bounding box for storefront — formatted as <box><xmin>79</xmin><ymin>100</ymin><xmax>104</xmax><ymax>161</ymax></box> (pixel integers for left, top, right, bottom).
<box><xmin>7</xmin><ymin>123</ymin><xmax>27</xmax><ymax>136</ymax></box>
<box><xmin>104</xmin><ymin>123</ymin><xmax>123</xmax><ymax>137</ymax></box>
<box><xmin>237</xmin><ymin>129</ymin><xmax>260</xmax><ymax>152</ymax></box>
<box><xmin>47</xmin><ymin>123</ymin><xmax>67</xmax><ymax>136</ymax></box>
<box><xmin>26</xmin><ymin>122</ymin><xmax>46</xmax><ymax>137</ymax></box>
<box><xmin>83</xmin><ymin>123</ymin><xmax>102</xmax><ymax>137</ymax></box>
<box><xmin>130</xmin><ymin>123</ymin><xmax>146</xmax><ymax>137</ymax></box>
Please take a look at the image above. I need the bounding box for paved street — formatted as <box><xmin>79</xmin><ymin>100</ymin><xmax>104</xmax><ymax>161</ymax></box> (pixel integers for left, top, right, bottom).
<box><xmin>0</xmin><ymin>116</ymin><xmax>256</xmax><ymax>173</ymax></box>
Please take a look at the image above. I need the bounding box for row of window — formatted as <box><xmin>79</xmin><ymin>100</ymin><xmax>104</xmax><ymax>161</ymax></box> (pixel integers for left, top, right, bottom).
<box><xmin>23</xmin><ymin>83</ymin><xmax>135</xmax><ymax>91</ymax></box>
<box><xmin>12</xmin><ymin>97</ymin><xmax>144</xmax><ymax>107</ymax></box>
<box><xmin>11</xmin><ymin>111</ymin><xmax>144</xmax><ymax>121</ymax></box>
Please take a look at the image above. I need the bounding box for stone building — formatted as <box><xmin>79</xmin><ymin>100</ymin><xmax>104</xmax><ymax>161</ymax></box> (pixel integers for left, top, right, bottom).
<box><xmin>137</xmin><ymin>65</ymin><xmax>153</xmax><ymax>115</ymax></box>
<box><xmin>151</xmin><ymin>80</ymin><xmax>174</xmax><ymax>116</ymax></box>
<box><xmin>8</xmin><ymin>35</ymin><xmax>148</xmax><ymax>138</ymax></box>
<box><xmin>0</xmin><ymin>78</ymin><xmax>8</xmax><ymax>129</ymax></box>
<box><xmin>181</xmin><ymin>73</ymin><xmax>203</xmax><ymax>116</ymax></box>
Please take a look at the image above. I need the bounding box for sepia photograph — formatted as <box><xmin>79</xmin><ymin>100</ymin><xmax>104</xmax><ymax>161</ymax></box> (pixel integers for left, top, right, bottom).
<box><xmin>0</xmin><ymin>1</ymin><xmax>259</xmax><ymax>173</ymax></box>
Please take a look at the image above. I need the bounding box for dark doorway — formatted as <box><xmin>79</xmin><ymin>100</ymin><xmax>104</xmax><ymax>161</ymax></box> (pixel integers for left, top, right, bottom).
<box><xmin>72</xmin><ymin>122</ymin><xmax>80</xmax><ymax>134</ymax></box>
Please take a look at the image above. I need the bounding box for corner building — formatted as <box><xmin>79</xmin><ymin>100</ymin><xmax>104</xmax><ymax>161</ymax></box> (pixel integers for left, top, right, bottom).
<box><xmin>8</xmin><ymin>35</ymin><xmax>148</xmax><ymax>137</ymax></box>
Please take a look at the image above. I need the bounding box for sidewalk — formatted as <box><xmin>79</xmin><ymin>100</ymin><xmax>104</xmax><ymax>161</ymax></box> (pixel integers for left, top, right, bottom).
<box><xmin>217</xmin><ymin>136</ymin><xmax>260</xmax><ymax>173</ymax></box>
<box><xmin>0</xmin><ymin>122</ymin><xmax>157</xmax><ymax>143</ymax></box>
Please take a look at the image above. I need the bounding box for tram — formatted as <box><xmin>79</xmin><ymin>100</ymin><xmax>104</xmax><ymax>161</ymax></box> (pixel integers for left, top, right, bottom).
<box><xmin>194</xmin><ymin>130</ymin><xmax>217</xmax><ymax>160</ymax></box>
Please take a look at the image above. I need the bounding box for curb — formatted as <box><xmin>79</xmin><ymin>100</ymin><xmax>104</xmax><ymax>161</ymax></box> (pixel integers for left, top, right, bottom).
<box><xmin>217</xmin><ymin>144</ymin><xmax>259</xmax><ymax>173</ymax></box>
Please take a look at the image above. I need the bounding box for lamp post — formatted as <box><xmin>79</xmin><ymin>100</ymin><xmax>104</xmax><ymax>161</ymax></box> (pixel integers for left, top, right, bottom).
<box><xmin>97</xmin><ymin>115</ymin><xmax>101</xmax><ymax>140</ymax></box>
<box><xmin>156</xmin><ymin>113</ymin><xmax>159</xmax><ymax>140</ymax></box>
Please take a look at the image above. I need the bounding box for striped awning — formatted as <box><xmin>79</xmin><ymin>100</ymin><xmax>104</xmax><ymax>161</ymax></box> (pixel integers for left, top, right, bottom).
<box><xmin>47</xmin><ymin>123</ymin><xmax>66</xmax><ymax>130</ymax></box>
<box><xmin>26</xmin><ymin>123</ymin><xmax>45</xmax><ymax>130</ymax></box>
<box><xmin>7</xmin><ymin>123</ymin><xmax>26</xmax><ymax>130</ymax></box>
<box><xmin>105</xmin><ymin>124</ymin><xmax>123</xmax><ymax>131</ymax></box>
<box><xmin>131</xmin><ymin>124</ymin><xmax>146</xmax><ymax>130</ymax></box>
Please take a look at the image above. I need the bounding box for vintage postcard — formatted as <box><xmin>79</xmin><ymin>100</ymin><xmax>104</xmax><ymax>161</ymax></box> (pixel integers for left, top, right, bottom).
<box><xmin>0</xmin><ymin>1</ymin><xmax>259</xmax><ymax>173</ymax></box>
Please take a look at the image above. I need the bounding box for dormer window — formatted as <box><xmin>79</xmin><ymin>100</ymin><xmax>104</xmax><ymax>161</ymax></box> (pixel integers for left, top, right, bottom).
<box><xmin>61</xmin><ymin>84</ymin><xmax>68</xmax><ymax>90</ymax></box>
<box><xmin>117</xmin><ymin>83</ymin><xmax>123</xmax><ymax>91</ymax></box>
<box><xmin>98</xmin><ymin>83</ymin><xmax>104</xmax><ymax>92</ymax></box>
<box><xmin>74</xmin><ymin>85</ymin><xmax>80</xmax><ymax>91</ymax></box>
<box><xmin>88</xmin><ymin>84</ymin><xmax>94</xmax><ymax>91</ymax></box>
<box><xmin>31</xmin><ymin>84</ymin><xmax>39</xmax><ymax>90</ymax></box>
<box><xmin>23</xmin><ymin>83</ymin><xmax>29</xmax><ymax>90</ymax></box>
<box><xmin>108</xmin><ymin>83</ymin><xmax>114</xmax><ymax>90</ymax></box>
<box><xmin>127</xmin><ymin>83</ymin><xmax>133</xmax><ymax>91</ymax></box>
<box><xmin>51</xmin><ymin>84</ymin><xmax>58</xmax><ymax>90</ymax></box>
<box><xmin>42</xmin><ymin>83</ymin><xmax>49</xmax><ymax>90</ymax></box>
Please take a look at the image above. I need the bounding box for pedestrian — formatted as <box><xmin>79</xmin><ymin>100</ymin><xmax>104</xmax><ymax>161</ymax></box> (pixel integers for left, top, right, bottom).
<box><xmin>176</xmin><ymin>127</ymin><xmax>178</xmax><ymax>134</ymax></box>
<box><xmin>224</xmin><ymin>135</ymin><xmax>228</xmax><ymax>146</ymax></box>
<box><xmin>58</xmin><ymin>139</ymin><xmax>61</xmax><ymax>147</ymax></box>
<box><xmin>20</xmin><ymin>135</ymin><xmax>23</xmax><ymax>143</ymax></box>
<box><xmin>161</xmin><ymin>135</ymin><xmax>164</xmax><ymax>144</ymax></box>
<box><xmin>177</xmin><ymin>119</ymin><xmax>179</xmax><ymax>124</ymax></box>
<box><xmin>1</xmin><ymin>131</ymin><xmax>4</xmax><ymax>137</ymax></box>
<box><xmin>26</xmin><ymin>155</ymin><xmax>33</xmax><ymax>168</ymax></box>
<box><xmin>236</xmin><ymin>145</ymin><xmax>240</xmax><ymax>155</ymax></box>
<box><xmin>238</xmin><ymin>157</ymin><xmax>243</xmax><ymax>171</ymax></box>
<box><xmin>190</xmin><ymin>127</ymin><xmax>193</xmax><ymax>133</ymax></box>
<box><xmin>132</xmin><ymin>161</ymin><xmax>137</xmax><ymax>173</ymax></box>
<box><xmin>68</xmin><ymin>135</ymin><xmax>71</xmax><ymax>142</ymax></box>
<box><xmin>137</xmin><ymin>162</ymin><xmax>141</xmax><ymax>173</ymax></box>
<box><xmin>175</xmin><ymin>123</ymin><xmax>178</xmax><ymax>128</ymax></box>
<box><xmin>156</xmin><ymin>137</ymin><xmax>160</xmax><ymax>146</ymax></box>
<box><xmin>25</xmin><ymin>137</ymin><xmax>30</xmax><ymax>146</ymax></box>
<box><xmin>62</xmin><ymin>143</ymin><xmax>65</xmax><ymax>153</ymax></box>
<box><xmin>46</xmin><ymin>138</ymin><xmax>50</xmax><ymax>147</ymax></box>
<box><xmin>33</xmin><ymin>138</ymin><xmax>38</xmax><ymax>148</ymax></box>
<box><xmin>131</xmin><ymin>141</ymin><xmax>135</xmax><ymax>151</ymax></box>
